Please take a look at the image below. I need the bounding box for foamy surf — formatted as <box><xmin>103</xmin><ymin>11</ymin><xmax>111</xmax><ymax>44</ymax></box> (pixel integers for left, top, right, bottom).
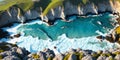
<box><xmin>1</xmin><ymin>13</ymin><xmax>120</xmax><ymax>53</ymax></box>
<box><xmin>13</xmin><ymin>34</ymin><xmax>117</xmax><ymax>53</ymax></box>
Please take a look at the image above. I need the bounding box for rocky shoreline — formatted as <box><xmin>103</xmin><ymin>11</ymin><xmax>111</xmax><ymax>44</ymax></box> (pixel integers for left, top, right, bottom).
<box><xmin>1</xmin><ymin>0</ymin><xmax>120</xmax><ymax>60</ymax></box>
<box><xmin>0</xmin><ymin>0</ymin><xmax>120</xmax><ymax>27</ymax></box>
<box><xmin>0</xmin><ymin>42</ymin><xmax>120</xmax><ymax>60</ymax></box>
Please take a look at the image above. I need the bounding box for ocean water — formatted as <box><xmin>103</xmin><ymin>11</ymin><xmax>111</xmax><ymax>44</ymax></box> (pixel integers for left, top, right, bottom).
<box><xmin>17</xmin><ymin>14</ymin><xmax>115</xmax><ymax>40</ymax></box>
<box><xmin>7</xmin><ymin>13</ymin><xmax>119</xmax><ymax>53</ymax></box>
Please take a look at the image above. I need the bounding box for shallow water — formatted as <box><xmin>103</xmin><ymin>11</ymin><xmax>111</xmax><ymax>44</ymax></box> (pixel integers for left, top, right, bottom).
<box><xmin>7</xmin><ymin>13</ymin><xmax>119</xmax><ymax>53</ymax></box>
<box><xmin>17</xmin><ymin>13</ymin><xmax>115</xmax><ymax>41</ymax></box>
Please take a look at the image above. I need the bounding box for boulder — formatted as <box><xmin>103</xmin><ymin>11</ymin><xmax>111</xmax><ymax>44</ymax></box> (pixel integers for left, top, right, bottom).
<box><xmin>68</xmin><ymin>48</ymin><xmax>76</xmax><ymax>54</ymax></box>
<box><xmin>97</xmin><ymin>56</ymin><xmax>106</xmax><ymax>60</ymax></box>
<box><xmin>68</xmin><ymin>53</ymin><xmax>77</xmax><ymax>60</ymax></box>
<box><xmin>106</xmin><ymin>56</ymin><xmax>113</xmax><ymax>60</ymax></box>
<box><xmin>16</xmin><ymin>47</ymin><xmax>29</xmax><ymax>58</ymax></box>
<box><xmin>3</xmin><ymin>55</ymin><xmax>21</xmax><ymax>60</ymax></box>
<box><xmin>0</xmin><ymin>51</ymin><xmax>18</xmax><ymax>57</ymax></box>
<box><xmin>37</xmin><ymin>51</ymin><xmax>47</xmax><ymax>60</ymax></box>
<box><xmin>13</xmin><ymin>33</ymin><xmax>21</xmax><ymax>38</ymax></box>
<box><xmin>115</xmin><ymin>54</ymin><xmax>120</xmax><ymax>60</ymax></box>
<box><xmin>82</xmin><ymin>55</ymin><xmax>93</xmax><ymax>60</ymax></box>
<box><xmin>53</xmin><ymin>54</ymin><xmax>64</xmax><ymax>60</ymax></box>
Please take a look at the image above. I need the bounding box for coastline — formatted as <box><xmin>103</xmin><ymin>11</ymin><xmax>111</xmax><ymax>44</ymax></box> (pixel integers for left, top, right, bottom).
<box><xmin>0</xmin><ymin>42</ymin><xmax>120</xmax><ymax>60</ymax></box>
<box><xmin>0</xmin><ymin>13</ymin><xmax>119</xmax><ymax>52</ymax></box>
<box><xmin>0</xmin><ymin>1</ymin><xmax>120</xmax><ymax>27</ymax></box>
<box><xmin>0</xmin><ymin>0</ymin><xmax>120</xmax><ymax>60</ymax></box>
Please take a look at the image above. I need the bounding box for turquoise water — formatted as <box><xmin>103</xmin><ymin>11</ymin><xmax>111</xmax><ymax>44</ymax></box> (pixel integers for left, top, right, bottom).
<box><xmin>16</xmin><ymin>13</ymin><xmax>119</xmax><ymax>52</ymax></box>
<box><xmin>17</xmin><ymin>13</ymin><xmax>115</xmax><ymax>41</ymax></box>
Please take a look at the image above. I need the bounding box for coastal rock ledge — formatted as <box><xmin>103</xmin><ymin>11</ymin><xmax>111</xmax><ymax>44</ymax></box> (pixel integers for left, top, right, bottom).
<box><xmin>0</xmin><ymin>1</ymin><xmax>120</xmax><ymax>27</ymax></box>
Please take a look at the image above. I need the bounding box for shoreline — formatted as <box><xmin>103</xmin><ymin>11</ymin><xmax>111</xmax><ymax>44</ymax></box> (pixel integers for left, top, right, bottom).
<box><xmin>0</xmin><ymin>12</ymin><xmax>119</xmax><ymax>51</ymax></box>
<box><xmin>0</xmin><ymin>13</ymin><xmax>120</xmax><ymax>60</ymax></box>
<box><xmin>0</xmin><ymin>42</ymin><xmax>120</xmax><ymax>60</ymax></box>
<box><xmin>0</xmin><ymin>12</ymin><xmax>117</xmax><ymax>28</ymax></box>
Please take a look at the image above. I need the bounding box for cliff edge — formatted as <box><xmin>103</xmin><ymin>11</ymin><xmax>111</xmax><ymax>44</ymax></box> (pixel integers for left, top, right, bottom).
<box><xmin>0</xmin><ymin>0</ymin><xmax>120</xmax><ymax>27</ymax></box>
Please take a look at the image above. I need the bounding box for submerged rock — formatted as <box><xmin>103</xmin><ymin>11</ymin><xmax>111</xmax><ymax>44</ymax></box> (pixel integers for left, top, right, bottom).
<box><xmin>13</xmin><ymin>33</ymin><xmax>21</xmax><ymax>38</ymax></box>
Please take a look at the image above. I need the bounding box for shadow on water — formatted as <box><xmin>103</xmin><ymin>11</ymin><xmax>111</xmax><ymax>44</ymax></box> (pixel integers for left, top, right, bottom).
<box><xmin>17</xmin><ymin>13</ymin><xmax>115</xmax><ymax>41</ymax></box>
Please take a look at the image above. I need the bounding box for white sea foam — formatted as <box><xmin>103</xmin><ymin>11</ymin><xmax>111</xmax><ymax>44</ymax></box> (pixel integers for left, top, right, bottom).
<box><xmin>13</xmin><ymin>34</ymin><xmax>117</xmax><ymax>53</ymax></box>
<box><xmin>2</xmin><ymin>21</ymin><xmax>118</xmax><ymax>53</ymax></box>
<box><xmin>1</xmin><ymin>14</ymin><xmax>120</xmax><ymax>53</ymax></box>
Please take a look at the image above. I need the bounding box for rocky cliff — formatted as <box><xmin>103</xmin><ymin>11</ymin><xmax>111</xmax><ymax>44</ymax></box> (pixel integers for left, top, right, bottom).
<box><xmin>0</xmin><ymin>1</ymin><xmax>120</xmax><ymax>27</ymax></box>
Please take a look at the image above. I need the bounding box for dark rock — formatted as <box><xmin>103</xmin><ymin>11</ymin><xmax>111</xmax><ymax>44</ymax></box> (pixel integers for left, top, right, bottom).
<box><xmin>13</xmin><ymin>33</ymin><xmax>21</xmax><ymax>38</ymax></box>
<box><xmin>0</xmin><ymin>29</ymin><xmax>10</xmax><ymax>39</ymax></box>
<box><xmin>3</xmin><ymin>55</ymin><xmax>21</xmax><ymax>60</ymax></box>
<box><xmin>23</xmin><ymin>56</ymin><xmax>29</xmax><ymax>60</ymax></box>
<box><xmin>37</xmin><ymin>51</ymin><xmax>47</xmax><ymax>60</ymax></box>
<box><xmin>0</xmin><ymin>42</ymin><xmax>17</xmax><ymax>52</ymax></box>
<box><xmin>68</xmin><ymin>53</ymin><xmax>77</xmax><ymax>60</ymax></box>
<box><xmin>9</xmin><ymin>36</ymin><xmax>14</xmax><ymax>39</ymax></box>
<box><xmin>43</xmin><ymin>48</ymin><xmax>55</xmax><ymax>58</ymax></box>
<box><xmin>116</xmin><ymin>17</ymin><xmax>120</xmax><ymax>25</ymax></box>
<box><xmin>10</xmin><ymin>47</ymin><xmax>18</xmax><ymax>52</ymax></box>
<box><xmin>105</xmin><ymin>34</ymin><xmax>115</xmax><ymax>43</ymax></box>
<box><xmin>96</xmin><ymin>35</ymin><xmax>104</xmax><ymax>39</ymax></box>
<box><xmin>16</xmin><ymin>47</ymin><xmax>29</xmax><ymax>58</ymax></box>
<box><xmin>0</xmin><ymin>51</ymin><xmax>18</xmax><ymax>57</ymax></box>
<box><xmin>27</xmin><ymin>58</ymin><xmax>34</xmax><ymax>60</ymax></box>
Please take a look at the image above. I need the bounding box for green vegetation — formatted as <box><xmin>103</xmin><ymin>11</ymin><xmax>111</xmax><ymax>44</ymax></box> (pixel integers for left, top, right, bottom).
<box><xmin>109</xmin><ymin>56</ymin><xmax>114</xmax><ymax>60</ymax></box>
<box><xmin>64</xmin><ymin>53</ymin><xmax>70</xmax><ymax>60</ymax></box>
<box><xmin>32</xmin><ymin>54</ymin><xmax>40</xmax><ymax>59</ymax></box>
<box><xmin>0</xmin><ymin>0</ymin><xmax>33</xmax><ymax>11</ymax></box>
<box><xmin>0</xmin><ymin>50</ymin><xmax>4</xmax><ymax>53</ymax></box>
<box><xmin>34</xmin><ymin>0</ymin><xmax>51</xmax><ymax>11</ymax></box>
<box><xmin>16</xmin><ymin>0</ymin><xmax>33</xmax><ymax>11</ymax></box>
<box><xmin>42</xmin><ymin>0</ymin><xmax>64</xmax><ymax>16</ymax></box>
<box><xmin>113</xmin><ymin>51</ymin><xmax>120</xmax><ymax>55</ymax></box>
<box><xmin>101</xmin><ymin>53</ymin><xmax>111</xmax><ymax>57</ymax></box>
<box><xmin>47</xmin><ymin>57</ymin><xmax>53</xmax><ymax>60</ymax></box>
<box><xmin>0</xmin><ymin>0</ymin><xmax>120</xmax><ymax>16</ymax></box>
<box><xmin>91</xmin><ymin>52</ymin><xmax>100</xmax><ymax>59</ymax></box>
<box><xmin>0</xmin><ymin>55</ymin><xmax>3</xmax><ymax>59</ymax></box>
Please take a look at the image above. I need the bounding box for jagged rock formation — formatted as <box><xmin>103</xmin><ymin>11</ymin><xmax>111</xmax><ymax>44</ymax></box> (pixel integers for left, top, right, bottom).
<box><xmin>1</xmin><ymin>42</ymin><xmax>120</xmax><ymax>60</ymax></box>
<box><xmin>0</xmin><ymin>1</ymin><xmax>120</xmax><ymax>27</ymax></box>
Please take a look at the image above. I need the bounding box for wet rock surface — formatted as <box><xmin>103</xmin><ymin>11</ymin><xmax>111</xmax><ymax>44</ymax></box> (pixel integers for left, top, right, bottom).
<box><xmin>0</xmin><ymin>29</ymin><xmax>10</xmax><ymax>39</ymax></box>
<box><xmin>1</xmin><ymin>42</ymin><xmax>120</xmax><ymax>60</ymax></box>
